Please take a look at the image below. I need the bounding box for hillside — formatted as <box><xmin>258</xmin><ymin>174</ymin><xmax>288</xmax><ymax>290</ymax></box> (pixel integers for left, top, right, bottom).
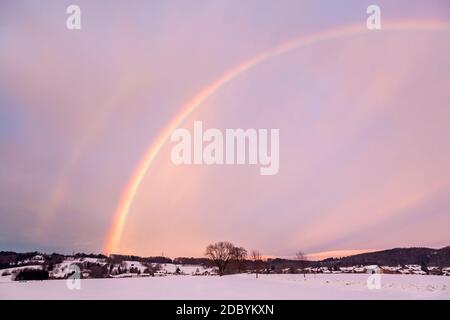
<box><xmin>316</xmin><ymin>247</ymin><xmax>450</xmax><ymax>268</ymax></box>
<box><xmin>2</xmin><ymin>246</ymin><xmax>450</xmax><ymax>278</ymax></box>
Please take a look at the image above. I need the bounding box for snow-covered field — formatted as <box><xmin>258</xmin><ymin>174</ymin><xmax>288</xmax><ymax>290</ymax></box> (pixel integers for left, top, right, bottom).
<box><xmin>1</xmin><ymin>273</ymin><xmax>448</xmax><ymax>300</ymax></box>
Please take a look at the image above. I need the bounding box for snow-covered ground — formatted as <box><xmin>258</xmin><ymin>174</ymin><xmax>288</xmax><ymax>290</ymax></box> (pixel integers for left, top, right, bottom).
<box><xmin>0</xmin><ymin>273</ymin><xmax>448</xmax><ymax>300</ymax></box>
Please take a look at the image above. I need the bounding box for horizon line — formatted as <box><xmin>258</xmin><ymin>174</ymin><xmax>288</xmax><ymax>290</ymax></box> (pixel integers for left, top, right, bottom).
<box><xmin>3</xmin><ymin>245</ymin><xmax>450</xmax><ymax>262</ymax></box>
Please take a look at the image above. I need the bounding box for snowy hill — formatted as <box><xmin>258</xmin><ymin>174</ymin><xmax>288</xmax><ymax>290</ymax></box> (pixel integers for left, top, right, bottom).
<box><xmin>1</xmin><ymin>246</ymin><xmax>450</xmax><ymax>282</ymax></box>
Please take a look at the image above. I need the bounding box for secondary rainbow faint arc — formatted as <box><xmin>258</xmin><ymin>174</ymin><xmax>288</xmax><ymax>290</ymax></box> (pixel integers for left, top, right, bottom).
<box><xmin>37</xmin><ymin>73</ymin><xmax>141</xmax><ymax>239</ymax></box>
<box><xmin>104</xmin><ymin>20</ymin><xmax>450</xmax><ymax>254</ymax></box>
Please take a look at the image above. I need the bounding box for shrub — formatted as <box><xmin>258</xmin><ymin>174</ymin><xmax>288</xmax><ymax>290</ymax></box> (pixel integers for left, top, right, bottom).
<box><xmin>14</xmin><ymin>269</ymin><xmax>49</xmax><ymax>281</ymax></box>
<box><xmin>89</xmin><ymin>264</ymin><xmax>108</xmax><ymax>278</ymax></box>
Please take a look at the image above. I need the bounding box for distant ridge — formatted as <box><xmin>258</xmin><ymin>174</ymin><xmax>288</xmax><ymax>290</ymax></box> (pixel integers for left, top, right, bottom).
<box><xmin>313</xmin><ymin>246</ymin><xmax>450</xmax><ymax>268</ymax></box>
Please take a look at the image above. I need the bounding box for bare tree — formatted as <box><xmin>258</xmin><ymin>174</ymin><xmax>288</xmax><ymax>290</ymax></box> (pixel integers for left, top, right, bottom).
<box><xmin>205</xmin><ymin>241</ymin><xmax>236</xmax><ymax>276</ymax></box>
<box><xmin>296</xmin><ymin>251</ymin><xmax>307</xmax><ymax>279</ymax></box>
<box><xmin>231</xmin><ymin>246</ymin><xmax>248</xmax><ymax>274</ymax></box>
<box><xmin>251</xmin><ymin>250</ymin><xmax>263</xmax><ymax>278</ymax></box>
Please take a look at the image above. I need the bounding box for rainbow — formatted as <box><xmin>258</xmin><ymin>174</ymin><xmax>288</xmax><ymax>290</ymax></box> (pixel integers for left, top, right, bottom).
<box><xmin>104</xmin><ymin>20</ymin><xmax>450</xmax><ymax>254</ymax></box>
<box><xmin>36</xmin><ymin>74</ymin><xmax>142</xmax><ymax>239</ymax></box>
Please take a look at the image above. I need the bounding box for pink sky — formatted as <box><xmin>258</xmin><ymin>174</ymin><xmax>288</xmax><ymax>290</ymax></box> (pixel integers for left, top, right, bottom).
<box><xmin>0</xmin><ymin>1</ymin><xmax>449</xmax><ymax>258</ymax></box>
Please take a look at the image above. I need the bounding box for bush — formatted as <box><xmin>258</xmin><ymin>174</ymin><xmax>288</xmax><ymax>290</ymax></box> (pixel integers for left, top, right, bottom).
<box><xmin>14</xmin><ymin>269</ymin><xmax>49</xmax><ymax>281</ymax></box>
<box><xmin>89</xmin><ymin>264</ymin><xmax>108</xmax><ymax>278</ymax></box>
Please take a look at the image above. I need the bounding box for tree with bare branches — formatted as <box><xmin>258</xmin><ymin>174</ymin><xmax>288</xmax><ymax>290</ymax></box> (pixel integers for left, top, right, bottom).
<box><xmin>296</xmin><ymin>251</ymin><xmax>307</xmax><ymax>279</ymax></box>
<box><xmin>231</xmin><ymin>246</ymin><xmax>248</xmax><ymax>274</ymax></box>
<box><xmin>205</xmin><ymin>241</ymin><xmax>236</xmax><ymax>276</ymax></box>
<box><xmin>251</xmin><ymin>250</ymin><xmax>263</xmax><ymax>278</ymax></box>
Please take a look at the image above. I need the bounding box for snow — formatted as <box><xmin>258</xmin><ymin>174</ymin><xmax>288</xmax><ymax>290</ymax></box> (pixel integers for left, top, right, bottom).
<box><xmin>122</xmin><ymin>260</ymin><xmax>145</xmax><ymax>270</ymax></box>
<box><xmin>51</xmin><ymin>258</ymin><xmax>106</xmax><ymax>279</ymax></box>
<box><xmin>80</xmin><ymin>257</ymin><xmax>106</xmax><ymax>264</ymax></box>
<box><xmin>0</xmin><ymin>265</ymin><xmax>43</xmax><ymax>281</ymax></box>
<box><xmin>0</xmin><ymin>273</ymin><xmax>448</xmax><ymax>300</ymax></box>
<box><xmin>405</xmin><ymin>265</ymin><xmax>422</xmax><ymax>271</ymax></box>
<box><xmin>0</xmin><ymin>259</ymin><xmax>215</xmax><ymax>282</ymax></box>
<box><xmin>161</xmin><ymin>264</ymin><xmax>214</xmax><ymax>275</ymax></box>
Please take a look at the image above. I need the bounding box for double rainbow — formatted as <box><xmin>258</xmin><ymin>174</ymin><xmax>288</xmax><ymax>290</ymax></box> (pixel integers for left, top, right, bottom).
<box><xmin>104</xmin><ymin>20</ymin><xmax>450</xmax><ymax>254</ymax></box>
